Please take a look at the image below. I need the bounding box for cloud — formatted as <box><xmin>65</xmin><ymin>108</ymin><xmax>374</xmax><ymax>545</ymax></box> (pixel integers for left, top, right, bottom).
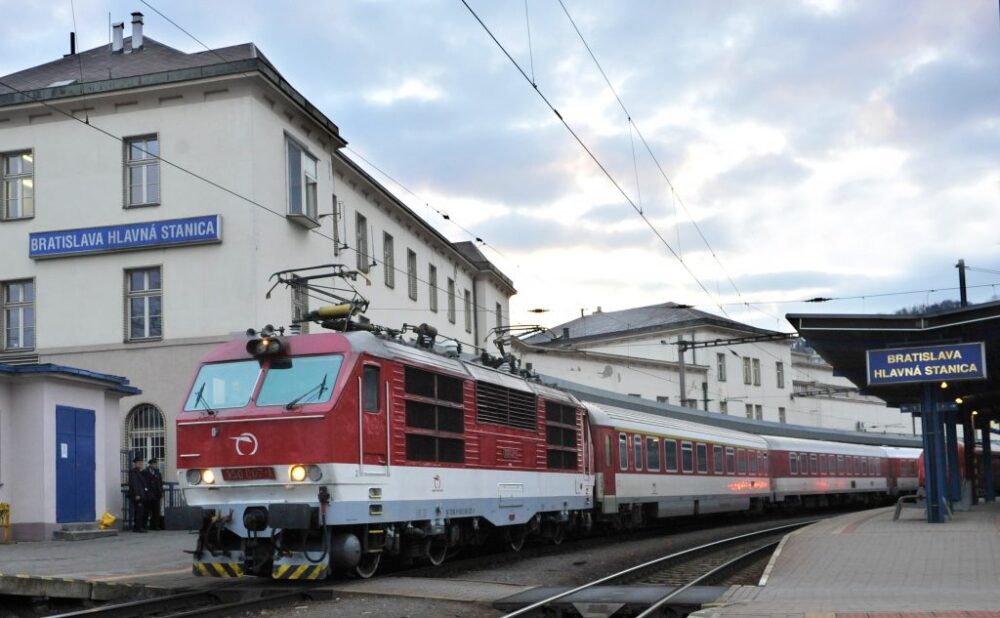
<box><xmin>364</xmin><ymin>77</ymin><xmax>444</xmax><ymax>105</ymax></box>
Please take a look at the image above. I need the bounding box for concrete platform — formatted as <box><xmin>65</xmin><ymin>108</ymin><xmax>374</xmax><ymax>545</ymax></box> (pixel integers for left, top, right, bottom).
<box><xmin>693</xmin><ymin>504</ymin><xmax>1000</xmax><ymax>617</ymax></box>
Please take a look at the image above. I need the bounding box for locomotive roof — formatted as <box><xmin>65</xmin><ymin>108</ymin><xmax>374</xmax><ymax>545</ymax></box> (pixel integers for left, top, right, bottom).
<box><xmin>584</xmin><ymin>401</ymin><xmax>769</xmax><ymax>449</ymax></box>
<box><xmin>759</xmin><ymin>434</ymin><xmax>888</xmax><ymax>457</ymax></box>
<box><xmin>349</xmin><ymin>332</ymin><xmax>578</xmax><ymax>404</ymax></box>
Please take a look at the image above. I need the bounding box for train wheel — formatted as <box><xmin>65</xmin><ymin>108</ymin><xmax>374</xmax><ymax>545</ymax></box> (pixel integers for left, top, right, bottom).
<box><xmin>505</xmin><ymin>525</ymin><xmax>526</xmax><ymax>552</ymax></box>
<box><xmin>353</xmin><ymin>551</ymin><xmax>381</xmax><ymax>579</ymax></box>
<box><xmin>425</xmin><ymin>536</ymin><xmax>448</xmax><ymax>566</ymax></box>
<box><xmin>549</xmin><ymin>522</ymin><xmax>566</xmax><ymax>545</ymax></box>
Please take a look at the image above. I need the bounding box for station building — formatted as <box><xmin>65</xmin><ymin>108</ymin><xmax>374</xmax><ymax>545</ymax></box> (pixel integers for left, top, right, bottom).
<box><xmin>516</xmin><ymin>302</ymin><xmax>912</xmax><ymax>435</ymax></box>
<box><xmin>0</xmin><ymin>14</ymin><xmax>514</xmax><ymax>488</ymax></box>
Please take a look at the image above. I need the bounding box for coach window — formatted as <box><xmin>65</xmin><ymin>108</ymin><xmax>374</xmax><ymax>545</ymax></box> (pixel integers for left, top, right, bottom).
<box><xmin>725</xmin><ymin>447</ymin><xmax>735</xmax><ymax>474</ymax></box>
<box><xmin>362</xmin><ymin>364</ymin><xmax>380</xmax><ymax>412</ymax></box>
<box><xmin>847</xmin><ymin>457</ymin><xmax>854</xmax><ymax>475</ymax></box>
<box><xmin>749</xmin><ymin>449</ymin><xmax>758</xmax><ymax>474</ymax></box>
<box><xmin>680</xmin><ymin>441</ymin><xmax>693</xmax><ymax>473</ymax></box>
<box><xmin>809</xmin><ymin>453</ymin><xmax>818</xmax><ymax>475</ymax></box>
<box><xmin>837</xmin><ymin>455</ymin><xmax>844</xmax><ymax>475</ymax></box>
<box><xmin>819</xmin><ymin>454</ymin><xmax>827</xmax><ymax>475</ymax></box>
<box><xmin>790</xmin><ymin>453</ymin><xmax>798</xmax><ymax>475</ymax></box>
<box><xmin>713</xmin><ymin>445</ymin><xmax>723</xmax><ymax>474</ymax></box>
<box><xmin>646</xmin><ymin>437</ymin><xmax>660</xmax><ymax>471</ymax></box>
<box><xmin>696</xmin><ymin>443</ymin><xmax>708</xmax><ymax>473</ymax></box>
<box><xmin>762</xmin><ymin>452</ymin><xmax>768</xmax><ymax>474</ymax></box>
<box><xmin>737</xmin><ymin>448</ymin><xmax>747</xmax><ymax>475</ymax></box>
<box><xmin>619</xmin><ymin>433</ymin><xmax>628</xmax><ymax>471</ymax></box>
<box><xmin>633</xmin><ymin>435</ymin><xmax>643</xmax><ymax>471</ymax></box>
<box><xmin>604</xmin><ymin>435</ymin><xmax>611</xmax><ymax>467</ymax></box>
<box><xmin>862</xmin><ymin>457</ymin><xmax>868</xmax><ymax>476</ymax></box>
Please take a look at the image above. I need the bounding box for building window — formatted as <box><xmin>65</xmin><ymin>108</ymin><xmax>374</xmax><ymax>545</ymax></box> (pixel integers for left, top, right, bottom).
<box><xmin>755</xmin><ymin>404</ymin><xmax>763</xmax><ymax>420</ymax></box>
<box><xmin>752</xmin><ymin>358</ymin><xmax>761</xmax><ymax>386</ymax></box>
<box><xmin>124</xmin><ymin>403</ymin><xmax>166</xmax><ymax>473</ymax></box>
<box><xmin>778</xmin><ymin>406</ymin><xmax>786</xmax><ymax>423</ymax></box>
<box><xmin>463</xmin><ymin>289</ymin><xmax>472</xmax><ymax>333</ymax></box>
<box><xmin>407</xmin><ymin>250</ymin><xmax>417</xmax><ymax>301</ymax></box>
<box><xmin>745</xmin><ymin>403</ymin><xmax>753</xmax><ymax>419</ymax></box>
<box><xmin>291</xmin><ymin>276</ymin><xmax>309</xmax><ymax>335</ymax></box>
<box><xmin>776</xmin><ymin>361</ymin><xmax>785</xmax><ymax>389</ymax></box>
<box><xmin>2</xmin><ymin>150</ymin><xmax>33</xmax><ymax>220</ymax></box>
<box><xmin>125</xmin><ymin>267</ymin><xmax>162</xmax><ymax>341</ymax></box>
<box><xmin>742</xmin><ymin>357</ymin><xmax>751</xmax><ymax>384</ymax></box>
<box><xmin>355</xmin><ymin>213</ymin><xmax>369</xmax><ymax>273</ymax></box>
<box><xmin>716</xmin><ymin>353</ymin><xmax>726</xmax><ymax>382</ymax></box>
<box><xmin>383</xmin><ymin>233</ymin><xmax>394</xmax><ymax>288</ymax></box>
<box><xmin>286</xmin><ymin>138</ymin><xmax>317</xmax><ymax>220</ymax></box>
<box><xmin>125</xmin><ymin>136</ymin><xmax>159</xmax><ymax>207</ymax></box>
<box><xmin>496</xmin><ymin>302</ymin><xmax>503</xmax><ymax>331</ymax></box>
<box><xmin>2</xmin><ymin>280</ymin><xmax>34</xmax><ymax>350</ymax></box>
<box><xmin>447</xmin><ymin>278</ymin><xmax>456</xmax><ymax>323</ymax></box>
<box><xmin>428</xmin><ymin>265</ymin><xmax>438</xmax><ymax>312</ymax></box>
<box><xmin>719</xmin><ymin>400</ymin><xmax>728</xmax><ymax>415</ymax></box>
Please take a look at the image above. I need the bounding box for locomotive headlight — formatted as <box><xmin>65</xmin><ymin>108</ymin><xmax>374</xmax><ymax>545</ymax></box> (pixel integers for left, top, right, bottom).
<box><xmin>201</xmin><ymin>469</ymin><xmax>217</xmax><ymax>485</ymax></box>
<box><xmin>290</xmin><ymin>464</ymin><xmax>307</xmax><ymax>482</ymax></box>
<box><xmin>186</xmin><ymin>469</ymin><xmax>201</xmax><ymax>485</ymax></box>
<box><xmin>307</xmin><ymin>465</ymin><xmax>323</xmax><ymax>482</ymax></box>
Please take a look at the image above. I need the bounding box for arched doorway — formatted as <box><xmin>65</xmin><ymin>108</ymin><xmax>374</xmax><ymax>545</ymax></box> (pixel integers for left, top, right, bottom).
<box><xmin>123</xmin><ymin>403</ymin><xmax>165</xmax><ymax>471</ymax></box>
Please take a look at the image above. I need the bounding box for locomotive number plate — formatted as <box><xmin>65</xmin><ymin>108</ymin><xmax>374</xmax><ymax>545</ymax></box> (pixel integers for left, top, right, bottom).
<box><xmin>222</xmin><ymin>467</ymin><xmax>276</xmax><ymax>481</ymax></box>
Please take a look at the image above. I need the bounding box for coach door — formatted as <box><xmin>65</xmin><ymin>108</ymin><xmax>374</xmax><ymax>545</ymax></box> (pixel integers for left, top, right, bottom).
<box><xmin>359</xmin><ymin>362</ymin><xmax>389</xmax><ymax>475</ymax></box>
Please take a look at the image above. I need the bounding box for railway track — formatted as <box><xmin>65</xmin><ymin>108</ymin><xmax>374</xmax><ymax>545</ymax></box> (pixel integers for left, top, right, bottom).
<box><xmin>497</xmin><ymin>520</ymin><xmax>815</xmax><ymax>618</ymax></box>
<box><xmin>45</xmin><ymin>582</ymin><xmax>333</xmax><ymax>618</ymax></box>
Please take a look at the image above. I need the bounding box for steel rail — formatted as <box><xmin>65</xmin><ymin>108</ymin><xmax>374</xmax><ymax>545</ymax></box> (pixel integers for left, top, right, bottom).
<box><xmin>635</xmin><ymin>540</ymin><xmax>780</xmax><ymax>618</ymax></box>
<box><xmin>500</xmin><ymin>519</ymin><xmax>815</xmax><ymax>618</ymax></box>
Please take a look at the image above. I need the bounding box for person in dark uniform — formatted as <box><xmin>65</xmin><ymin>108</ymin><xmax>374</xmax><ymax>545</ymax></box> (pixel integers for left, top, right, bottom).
<box><xmin>128</xmin><ymin>454</ymin><xmax>149</xmax><ymax>532</ymax></box>
<box><xmin>142</xmin><ymin>458</ymin><xmax>164</xmax><ymax>530</ymax></box>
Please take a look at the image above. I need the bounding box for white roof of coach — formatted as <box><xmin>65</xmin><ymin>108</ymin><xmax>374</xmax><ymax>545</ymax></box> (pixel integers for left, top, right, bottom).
<box><xmin>881</xmin><ymin>446</ymin><xmax>922</xmax><ymax>460</ymax></box>
<box><xmin>585</xmin><ymin>402</ymin><xmax>768</xmax><ymax>449</ymax></box>
<box><xmin>760</xmin><ymin>434</ymin><xmax>887</xmax><ymax>457</ymax></box>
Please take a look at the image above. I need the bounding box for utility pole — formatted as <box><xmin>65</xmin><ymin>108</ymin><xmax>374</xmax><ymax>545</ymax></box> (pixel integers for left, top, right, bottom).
<box><xmin>678</xmin><ymin>337</ymin><xmax>687</xmax><ymax>408</ymax></box>
<box><xmin>956</xmin><ymin>259</ymin><xmax>968</xmax><ymax>307</ymax></box>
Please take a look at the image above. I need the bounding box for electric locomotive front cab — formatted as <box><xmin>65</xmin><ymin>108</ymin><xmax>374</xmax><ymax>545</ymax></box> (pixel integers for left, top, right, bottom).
<box><xmin>168</xmin><ymin>325</ymin><xmax>374</xmax><ymax>579</ymax></box>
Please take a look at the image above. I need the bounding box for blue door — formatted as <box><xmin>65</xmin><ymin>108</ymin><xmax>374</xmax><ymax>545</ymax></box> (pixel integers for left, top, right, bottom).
<box><xmin>56</xmin><ymin>406</ymin><xmax>96</xmax><ymax>523</ymax></box>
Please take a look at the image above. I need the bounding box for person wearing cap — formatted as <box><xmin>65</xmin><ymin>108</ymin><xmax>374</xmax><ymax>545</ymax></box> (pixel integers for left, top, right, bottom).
<box><xmin>128</xmin><ymin>454</ymin><xmax>150</xmax><ymax>533</ymax></box>
<box><xmin>142</xmin><ymin>458</ymin><xmax>164</xmax><ymax>530</ymax></box>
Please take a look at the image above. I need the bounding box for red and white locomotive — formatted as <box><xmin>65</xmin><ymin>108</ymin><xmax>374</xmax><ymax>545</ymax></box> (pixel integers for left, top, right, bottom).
<box><xmin>169</xmin><ymin>267</ymin><xmax>920</xmax><ymax>579</ymax></box>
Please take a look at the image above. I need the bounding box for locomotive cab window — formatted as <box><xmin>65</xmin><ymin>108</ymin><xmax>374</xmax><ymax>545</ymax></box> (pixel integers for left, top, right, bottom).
<box><xmin>184</xmin><ymin>360</ymin><xmax>261</xmax><ymax>412</ymax></box>
<box><xmin>257</xmin><ymin>354</ymin><xmax>342</xmax><ymax>408</ymax></box>
<box><xmin>713</xmin><ymin>445</ymin><xmax>723</xmax><ymax>474</ymax></box>
<box><xmin>362</xmin><ymin>364</ymin><xmax>380</xmax><ymax>412</ymax></box>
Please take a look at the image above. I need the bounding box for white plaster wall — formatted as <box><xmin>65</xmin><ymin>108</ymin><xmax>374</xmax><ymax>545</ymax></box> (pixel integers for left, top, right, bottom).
<box><xmin>8</xmin><ymin>381</ymin><xmax>45</xmax><ymax>524</ymax></box>
<box><xmin>0</xmin><ymin>380</ymin><xmax>10</xmax><ymax>504</ymax></box>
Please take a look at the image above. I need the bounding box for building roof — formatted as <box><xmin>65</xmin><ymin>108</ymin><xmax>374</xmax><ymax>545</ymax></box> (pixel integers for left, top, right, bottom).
<box><xmin>525</xmin><ymin>302</ymin><xmax>782</xmax><ymax>345</ymax></box>
<box><xmin>453</xmin><ymin>241</ymin><xmax>516</xmax><ymax>294</ymax></box>
<box><xmin>0</xmin><ymin>36</ymin><xmax>255</xmax><ymax>93</ymax></box>
<box><xmin>0</xmin><ymin>33</ymin><xmax>344</xmax><ymax>145</ymax></box>
<box><xmin>0</xmin><ymin>363</ymin><xmax>141</xmax><ymax>395</ymax></box>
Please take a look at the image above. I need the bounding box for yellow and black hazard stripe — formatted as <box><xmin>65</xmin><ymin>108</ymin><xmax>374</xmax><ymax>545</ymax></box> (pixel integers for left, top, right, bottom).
<box><xmin>272</xmin><ymin>564</ymin><xmax>326</xmax><ymax>580</ymax></box>
<box><xmin>193</xmin><ymin>562</ymin><xmax>244</xmax><ymax>577</ymax></box>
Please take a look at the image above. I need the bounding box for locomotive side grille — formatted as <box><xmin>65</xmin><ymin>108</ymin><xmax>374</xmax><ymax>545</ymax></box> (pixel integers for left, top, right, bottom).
<box><xmin>475</xmin><ymin>381</ymin><xmax>538</xmax><ymax>431</ymax></box>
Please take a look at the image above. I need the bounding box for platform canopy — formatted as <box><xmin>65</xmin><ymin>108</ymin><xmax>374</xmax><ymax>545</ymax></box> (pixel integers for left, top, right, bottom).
<box><xmin>787</xmin><ymin>300</ymin><xmax>1000</xmax><ymax>415</ymax></box>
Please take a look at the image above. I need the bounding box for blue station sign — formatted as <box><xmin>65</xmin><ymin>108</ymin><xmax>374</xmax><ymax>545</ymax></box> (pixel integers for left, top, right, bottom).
<box><xmin>867</xmin><ymin>342</ymin><xmax>987</xmax><ymax>386</ymax></box>
<box><xmin>29</xmin><ymin>215</ymin><xmax>222</xmax><ymax>259</ymax></box>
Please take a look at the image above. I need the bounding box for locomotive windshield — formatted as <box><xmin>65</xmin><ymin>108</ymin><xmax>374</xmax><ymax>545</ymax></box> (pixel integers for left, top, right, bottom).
<box><xmin>183</xmin><ymin>360</ymin><xmax>261</xmax><ymax>412</ymax></box>
<box><xmin>256</xmin><ymin>354</ymin><xmax>343</xmax><ymax>408</ymax></box>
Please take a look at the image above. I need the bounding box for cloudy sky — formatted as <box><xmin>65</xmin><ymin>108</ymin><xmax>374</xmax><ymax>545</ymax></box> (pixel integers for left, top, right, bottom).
<box><xmin>2</xmin><ymin>0</ymin><xmax>998</xmax><ymax>332</ymax></box>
